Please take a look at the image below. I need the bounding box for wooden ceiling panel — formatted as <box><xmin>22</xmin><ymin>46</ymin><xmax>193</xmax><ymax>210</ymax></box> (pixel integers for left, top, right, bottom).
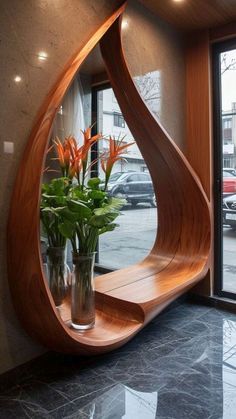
<box><xmin>138</xmin><ymin>0</ymin><xmax>236</xmax><ymax>31</ymax></box>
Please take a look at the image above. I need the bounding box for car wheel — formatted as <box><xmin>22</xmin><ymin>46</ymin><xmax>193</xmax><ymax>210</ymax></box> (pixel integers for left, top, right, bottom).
<box><xmin>131</xmin><ymin>200</ymin><xmax>138</xmax><ymax>207</ymax></box>
<box><xmin>150</xmin><ymin>194</ymin><xmax>157</xmax><ymax>207</ymax></box>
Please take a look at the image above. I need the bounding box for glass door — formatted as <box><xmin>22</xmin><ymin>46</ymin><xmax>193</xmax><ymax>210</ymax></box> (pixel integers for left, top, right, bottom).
<box><xmin>213</xmin><ymin>39</ymin><xmax>236</xmax><ymax>299</ymax></box>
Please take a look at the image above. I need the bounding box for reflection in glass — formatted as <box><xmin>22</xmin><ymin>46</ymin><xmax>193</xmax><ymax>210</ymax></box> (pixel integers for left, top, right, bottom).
<box><xmin>223</xmin><ymin>319</ymin><xmax>236</xmax><ymax>416</ymax></box>
<box><xmin>81</xmin><ymin>383</ymin><xmax>158</xmax><ymax>418</ymax></box>
<box><xmin>79</xmin><ymin>313</ymin><xmax>236</xmax><ymax>419</ymax></box>
<box><xmin>71</xmin><ymin>252</ymin><xmax>96</xmax><ymax>330</ymax></box>
<box><xmin>46</xmin><ymin>246</ymin><xmax>70</xmax><ymax>307</ymax></box>
<box><xmin>220</xmin><ymin>48</ymin><xmax>236</xmax><ymax>294</ymax></box>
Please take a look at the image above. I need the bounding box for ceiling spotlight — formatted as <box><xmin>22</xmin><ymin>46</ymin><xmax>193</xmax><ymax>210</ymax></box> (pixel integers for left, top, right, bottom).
<box><xmin>173</xmin><ymin>0</ymin><xmax>184</xmax><ymax>2</ymax></box>
<box><xmin>14</xmin><ymin>75</ymin><xmax>22</xmax><ymax>83</ymax></box>
<box><xmin>38</xmin><ymin>51</ymin><xmax>48</xmax><ymax>61</ymax></box>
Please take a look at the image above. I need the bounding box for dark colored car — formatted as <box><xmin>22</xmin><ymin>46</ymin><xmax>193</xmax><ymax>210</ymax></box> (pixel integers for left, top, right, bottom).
<box><xmin>104</xmin><ymin>171</ymin><xmax>156</xmax><ymax>207</ymax></box>
<box><xmin>223</xmin><ymin>194</ymin><xmax>236</xmax><ymax>230</ymax></box>
<box><xmin>223</xmin><ymin>171</ymin><xmax>236</xmax><ymax>195</ymax></box>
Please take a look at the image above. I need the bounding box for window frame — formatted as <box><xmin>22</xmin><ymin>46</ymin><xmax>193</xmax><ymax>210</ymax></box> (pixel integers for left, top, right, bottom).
<box><xmin>212</xmin><ymin>37</ymin><xmax>236</xmax><ymax>300</ymax></box>
<box><xmin>91</xmin><ymin>83</ymin><xmax>115</xmax><ymax>272</ymax></box>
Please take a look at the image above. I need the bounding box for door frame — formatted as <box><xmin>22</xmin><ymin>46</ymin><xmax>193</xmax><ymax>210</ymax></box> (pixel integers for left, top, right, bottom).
<box><xmin>212</xmin><ymin>37</ymin><xmax>236</xmax><ymax>300</ymax></box>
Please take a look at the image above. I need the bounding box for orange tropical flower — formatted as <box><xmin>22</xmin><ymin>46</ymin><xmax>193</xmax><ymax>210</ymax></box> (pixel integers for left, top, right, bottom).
<box><xmin>101</xmin><ymin>136</ymin><xmax>135</xmax><ymax>190</ymax></box>
<box><xmin>66</xmin><ymin>136</ymin><xmax>77</xmax><ymax>161</ymax></box>
<box><xmin>53</xmin><ymin>136</ymin><xmax>73</xmax><ymax>177</ymax></box>
<box><xmin>81</xmin><ymin>128</ymin><xmax>101</xmax><ymax>163</ymax></box>
<box><xmin>82</xmin><ymin>127</ymin><xmax>101</xmax><ymax>149</ymax></box>
<box><xmin>70</xmin><ymin>152</ymin><xmax>83</xmax><ymax>182</ymax></box>
<box><xmin>53</xmin><ymin>129</ymin><xmax>102</xmax><ymax>184</ymax></box>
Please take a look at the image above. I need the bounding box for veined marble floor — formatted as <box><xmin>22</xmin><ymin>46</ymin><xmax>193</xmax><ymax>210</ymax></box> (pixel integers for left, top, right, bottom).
<box><xmin>0</xmin><ymin>300</ymin><xmax>236</xmax><ymax>419</ymax></box>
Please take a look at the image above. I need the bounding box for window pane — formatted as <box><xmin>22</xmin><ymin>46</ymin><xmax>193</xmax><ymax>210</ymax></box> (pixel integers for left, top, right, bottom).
<box><xmin>220</xmin><ymin>48</ymin><xmax>236</xmax><ymax>294</ymax></box>
<box><xmin>96</xmin><ymin>87</ymin><xmax>157</xmax><ymax>270</ymax></box>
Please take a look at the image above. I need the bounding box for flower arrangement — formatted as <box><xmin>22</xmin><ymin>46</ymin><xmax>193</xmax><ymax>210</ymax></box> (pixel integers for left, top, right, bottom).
<box><xmin>41</xmin><ymin>129</ymin><xmax>133</xmax><ymax>254</ymax></box>
<box><xmin>40</xmin><ymin>128</ymin><xmax>133</xmax><ymax>327</ymax></box>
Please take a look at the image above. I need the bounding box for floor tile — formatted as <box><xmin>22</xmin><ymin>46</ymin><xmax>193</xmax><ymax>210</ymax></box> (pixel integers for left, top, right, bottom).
<box><xmin>0</xmin><ymin>301</ymin><xmax>236</xmax><ymax>418</ymax></box>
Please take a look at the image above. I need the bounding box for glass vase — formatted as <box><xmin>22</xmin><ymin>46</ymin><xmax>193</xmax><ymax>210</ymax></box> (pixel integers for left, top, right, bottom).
<box><xmin>71</xmin><ymin>252</ymin><xmax>96</xmax><ymax>330</ymax></box>
<box><xmin>47</xmin><ymin>247</ymin><xmax>70</xmax><ymax>307</ymax></box>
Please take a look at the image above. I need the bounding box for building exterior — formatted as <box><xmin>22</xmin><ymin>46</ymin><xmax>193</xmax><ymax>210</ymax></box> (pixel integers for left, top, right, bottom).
<box><xmin>97</xmin><ymin>87</ymin><xmax>147</xmax><ymax>176</ymax></box>
<box><xmin>97</xmin><ymin>73</ymin><xmax>161</xmax><ymax>177</ymax></box>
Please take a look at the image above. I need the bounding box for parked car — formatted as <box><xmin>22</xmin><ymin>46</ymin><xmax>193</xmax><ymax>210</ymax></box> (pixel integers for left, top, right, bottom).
<box><xmin>103</xmin><ymin>171</ymin><xmax>156</xmax><ymax>207</ymax></box>
<box><xmin>223</xmin><ymin>171</ymin><xmax>236</xmax><ymax>194</ymax></box>
<box><xmin>223</xmin><ymin>168</ymin><xmax>236</xmax><ymax>176</ymax></box>
<box><xmin>223</xmin><ymin>194</ymin><xmax>236</xmax><ymax>230</ymax></box>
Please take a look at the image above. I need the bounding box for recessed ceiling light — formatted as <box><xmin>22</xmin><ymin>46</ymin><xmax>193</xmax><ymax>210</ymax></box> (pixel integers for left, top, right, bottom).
<box><xmin>14</xmin><ymin>75</ymin><xmax>22</xmax><ymax>83</ymax></box>
<box><xmin>38</xmin><ymin>51</ymin><xmax>48</xmax><ymax>61</ymax></box>
<box><xmin>173</xmin><ymin>0</ymin><xmax>184</xmax><ymax>3</ymax></box>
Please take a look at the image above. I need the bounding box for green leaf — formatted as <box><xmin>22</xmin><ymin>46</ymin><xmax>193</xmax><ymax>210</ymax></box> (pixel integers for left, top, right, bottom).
<box><xmin>42</xmin><ymin>194</ymin><xmax>67</xmax><ymax>206</ymax></box>
<box><xmin>41</xmin><ymin>207</ymin><xmax>59</xmax><ymax>216</ymax></box>
<box><xmin>108</xmin><ymin>197</ymin><xmax>126</xmax><ymax>210</ymax></box>
<box><xmin>87</xmin><ymin>177</ymin><xmax>100</xmax><ymax>190</ymax></box>
<box><xmin>94</xmin><ymin>206</ymin><xmax>118</xmax><ymax>217</ymax></box>
<box><xmin>49</xmin><ymin>178</ymin><xmax>69</xmax><ymax>195</ymax></box>
<box><xmin>59</xmin><ymin>208</ymin><xmax>79</xmax><ymax>222</ymax></box>
<box><xmin>99</xmin><ymin>223</ymin><xmax>119</xmax><ymax>235</ymax></box>
<box><xmin>88</xmin><ymin>190</ymin><xmax>106</xmax><ymax>201</ymax></box>
<box><xmin>67</xmin><ymin>199</ymin><xmax>92</xmax><ymax>218</ymax></box>
<box><xmin>92</xmin><ymin>197</ymin><xmax>125</xmax><ymax>217</ymax></box>
<box><xmin>89</xmin><ymin>212</ymin><xmax>119</xmax><ymax>228</ymax></box>
<box><xmin>42</xmin><ymin>183</ymin><xmax>50</xmax><ymax>194</ymax></box>
<box><xmin>58</xmin><ymin>220</ymin><xmax>75</xmax><ymax>239</ymax></box>
<box><xmin>70</xmin><ymin>186</ymin><xmax>88</xmax><ymax>201</ymax></box>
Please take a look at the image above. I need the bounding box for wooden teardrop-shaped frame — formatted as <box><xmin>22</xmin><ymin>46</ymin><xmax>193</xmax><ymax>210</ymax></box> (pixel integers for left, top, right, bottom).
<box><xmin>7</xmin><ymin>2</ymin><xmax>210</xmax><ymax>355</ymax></box>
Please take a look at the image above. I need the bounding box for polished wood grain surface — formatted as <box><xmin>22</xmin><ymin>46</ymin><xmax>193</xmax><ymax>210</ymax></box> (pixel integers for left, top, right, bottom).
<box><xmin>99</xmin><ymin>18</ymin><xmax>210</xmax><ymax>322</ymax></box>
<box><xmin>186</xmin><ymin>31</ymin><xmax>212</xmax><ymax>200</ymax></box>
<box><xmin>7</xmin><ymin>4</ymin><xmax>211</xmax><ymax>354</ymax></box>
<box><xmin>186</xmin><ymin>31</ymin><xmax>213</xmax><ymax>296</ymax></box>
<box><xmin>138</xmin><ymin>0</ymin><xmax>236</xmax><ymax>31</ymax></box>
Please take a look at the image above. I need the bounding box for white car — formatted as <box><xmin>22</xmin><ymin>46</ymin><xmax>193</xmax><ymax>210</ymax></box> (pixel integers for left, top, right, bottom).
<box><xmin>223</xmin><ymin>168</ymin><xmax>236</xmax><ymax>176</ymax></box>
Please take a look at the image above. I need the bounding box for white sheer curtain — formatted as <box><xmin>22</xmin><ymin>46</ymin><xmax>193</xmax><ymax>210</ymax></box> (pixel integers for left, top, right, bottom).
<box><xmin>52</xmin><ymin>75</ymin><xmax>85</xmax><ymax>145</ymax></box>
<box><xmin>44</xmin><ymin>74</ymin><xmax>86</xmax><ymax>181</ymax></box>
<box><xmin>45</xmin><ymin>75</ymin><xmax>86</xmax><ymax>265</ymax></box>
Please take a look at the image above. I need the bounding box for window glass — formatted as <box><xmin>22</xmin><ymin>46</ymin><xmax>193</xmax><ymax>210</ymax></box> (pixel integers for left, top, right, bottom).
<box><xmin>138</xmin><ymin>173</ymin><xmax>151</xmax><ymax>181</ymax></box>
<box><xmin>114</xmin><ymin>113</ymin><xmax>125</xmax><ymax>128</ymax></box>
<box><xmin>220</xmin><ymin>47</ymin><xmax>236</xmax><ymax>295</ymax></box>
<box><xmin>96</xmin><ymin>87</ymin><xmax>157</xmax><ymax>270</ymax></box>
<box><xmin>127</xmin><ymin>174</ymin><xmax>139</xmax><ymax>182</ymax></box>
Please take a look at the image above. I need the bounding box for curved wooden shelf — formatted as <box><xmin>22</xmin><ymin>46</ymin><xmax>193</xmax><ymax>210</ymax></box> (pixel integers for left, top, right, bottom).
<box><xmin>7</xmin><ymin>2</ymin><xmax>211</xmax><ymax>355</ymax></box>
